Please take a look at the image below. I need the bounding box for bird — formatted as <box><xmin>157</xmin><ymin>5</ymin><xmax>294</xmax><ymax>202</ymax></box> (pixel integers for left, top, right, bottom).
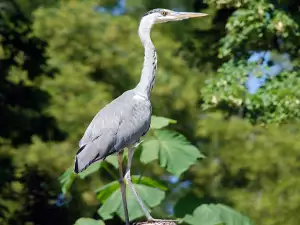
<box><xmin>73</xmin><ymin>8</ymin><xmax>208</xmax><ymax>225</ymax></box>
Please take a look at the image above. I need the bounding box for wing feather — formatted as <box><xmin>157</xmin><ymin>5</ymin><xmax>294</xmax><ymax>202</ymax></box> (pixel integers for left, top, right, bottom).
<box><xmin>74</xmin><ymin>90</ymin><xmax>151</xmax><ymax>173</ymax></box>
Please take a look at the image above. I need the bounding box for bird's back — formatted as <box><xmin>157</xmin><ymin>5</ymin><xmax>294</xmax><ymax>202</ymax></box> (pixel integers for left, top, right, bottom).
<box><xmin>75</xmin><ymin>90</ymin><xmax>151</xmax><ymax>173</ymax></box>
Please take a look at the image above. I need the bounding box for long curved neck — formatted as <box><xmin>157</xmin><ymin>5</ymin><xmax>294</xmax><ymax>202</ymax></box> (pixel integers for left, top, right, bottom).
<box><xmin>134</xmin><ymin>17</ymin><xmax>157</xmax><ymax>98</ymax></box>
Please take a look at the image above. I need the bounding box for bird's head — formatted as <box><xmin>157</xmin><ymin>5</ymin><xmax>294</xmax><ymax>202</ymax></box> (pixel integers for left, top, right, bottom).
<box><xmin>143</xmin><ymin>8</ymin><xmax>208</xmax><ymax>24</ymax></box>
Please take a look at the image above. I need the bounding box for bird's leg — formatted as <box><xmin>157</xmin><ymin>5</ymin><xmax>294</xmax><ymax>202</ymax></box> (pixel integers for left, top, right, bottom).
<box><xmin>124</xmin><ymin>146</ymin><xmax>154</xmax><ymax>221</ymax></box>
<box><xmin>118</xmin><ymin>152</ymin><xmax>130</xmax><ymax>225</ymax></box>
<box><xmin>125</xmin><ymin>145</ymin><xmax>178</xmax><ymax>224</ymax></box>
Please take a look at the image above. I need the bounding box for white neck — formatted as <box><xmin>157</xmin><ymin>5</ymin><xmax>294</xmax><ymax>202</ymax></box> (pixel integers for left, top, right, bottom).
<box><xmin>134</xmin><ymin>16</ymin><xmax>157</xmax><ymax>98</ymax></box>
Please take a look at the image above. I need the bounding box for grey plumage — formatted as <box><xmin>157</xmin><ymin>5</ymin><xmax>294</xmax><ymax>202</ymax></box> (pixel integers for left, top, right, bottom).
<box><xmin>75</xmin><ymin>90</ymin><xmax>151</xmax><ymax>173</ymax></box>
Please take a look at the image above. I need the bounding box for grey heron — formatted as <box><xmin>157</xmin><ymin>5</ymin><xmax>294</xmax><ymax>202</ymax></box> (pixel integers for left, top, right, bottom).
<box><xmin>74</xmin><ymin>8</ymin><xmax>208</xmax><ymax>224</ymax></box>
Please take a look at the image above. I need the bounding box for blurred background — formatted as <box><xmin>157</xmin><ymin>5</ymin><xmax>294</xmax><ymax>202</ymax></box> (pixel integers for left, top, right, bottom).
<box><xmin>0</xmin><ymin>0</ymin><xmax>300</xmax><ymax>224</ymax></box>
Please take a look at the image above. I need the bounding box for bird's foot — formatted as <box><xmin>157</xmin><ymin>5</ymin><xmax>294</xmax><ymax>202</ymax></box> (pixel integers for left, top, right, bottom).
<box><xmin>149</xmin><ymin>219</ymin><xmax>178</xmax><ymax>222</ymax></box>
<box><xmin>135</xmin><ymin>218</ymin><xmax>178</xmax><ymax>225</ymax></box>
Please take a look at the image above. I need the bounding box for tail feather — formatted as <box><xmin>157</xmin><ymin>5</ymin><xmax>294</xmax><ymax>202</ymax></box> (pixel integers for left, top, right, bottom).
<box><xmin>74</xmin><ymin>142</ymin><xmax>102</xmax><ymax>173</ymax></box>
<box><xmin>74</xmin><ymin>131</ymin><xmax>115</xmax><ymax>174</ymax></box>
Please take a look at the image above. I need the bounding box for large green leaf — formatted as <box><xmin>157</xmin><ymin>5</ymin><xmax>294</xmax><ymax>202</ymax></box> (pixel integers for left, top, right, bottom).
<box><xmin>104</xmin><ymin>150</ymin><xmax>131</xmax><ymax>169</ymax></box>
<box><xmin>95</xmin><ymin>176</ymin><xmax>166</xmax><ymax>203</ymax></box>
<box><xmin>78</xmin><ymin>162</ymin><xmax>102</xmax><ymax>179</ymax></box>
<box><xmin>104</xmin><ymin>155</ymin><xmax>119</xmax><ymax>169</ymax></box>
<box><xmin>139</xmin><ymin>139</ymin><xmax>159</xmax><ymax>164</ymax></box>
<box><xmin>59</xmin><ymin>162</ymin><xmax>101</xmax><ymax>194</ymax></box>
<box><xmin>59</xmin><ymin>167</ymin><xmax>73</xmax><ymax>185</ymax></box>
<box><xmin>59</xmin><ymin>167</ymin><xmax>77</xmax><ymax>194</ymax></box>
<box><xmin>95</xmin><ymin>181</ymin><xmax>120</xmax><ymax>204</ymax></box>
<box><xmin>141</xmin><ymin>130</ymin><xmax>204</xmax><ymax>176</ymax></box>
<box><xmin>98</xmin><ymin>184</ymin><xmax>165</xmax><ymax>221</ymax></box>
<box><xmin>74</xmin><ymin>218</ymin><xmax>105</xmax><ymax>225</ymax></box>
<box><xmin>150</xmin><ymin>115</ymin><xmax>177</xmax><ymax>129</ymax></box>
<box><xmin>96</xmin><ymin>177</ymin><xmax>166</xmax><ymax>221</ymax></box>
<box><xmin>183</xmin><ymin>204</ymin><xmax>253</xmax><ymax>225</ymax></box>
<box><xmin>131</xmin><ymin>176</ymin><xmax>167</xmax><ymax>191</ymax></box>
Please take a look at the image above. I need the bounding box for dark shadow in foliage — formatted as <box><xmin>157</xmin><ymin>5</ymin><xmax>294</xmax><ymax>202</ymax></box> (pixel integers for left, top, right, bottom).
<box><xmin>0</xmin><ymin>152</ymin><xmax>14</xmax><ymax>220</ymax></box>
<box><xmin>0</xmin><ymin>152</ymin><xmax>14</xmax><ymax>190</ymax></box>
<box><xmin>174</xmin><ymin>192</ymin><xmax>232</xmax><ymax>218</ymax></box>
<box><xmin>90</xmin><ymin>67</ymin><xmax>137</xmax><ymax>99</ymax></box>
<box><xmin>193</xmin><ymin>0</ymin><xmax>209</xmax><ymax>11</ymax></box>
<box><xmin>0</xmin><ymin>0</ymin><xmax>66</xmax><ymax>146</ymax></box>
<box><xmin>7</xmin><ymin>166</ymin><xmax>83</xmax><ymax>225</ymax></box>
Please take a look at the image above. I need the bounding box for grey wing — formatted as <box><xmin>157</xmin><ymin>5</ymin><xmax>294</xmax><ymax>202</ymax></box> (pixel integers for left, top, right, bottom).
<box><xmin>78</xmin><ymin>90</ymin><xmax>137</xmax><ymax>147</ymax></box>
<box><xmin>74</xmin><ymin>91</ymin><xmax>151</xmax><ymax>173</ymax></box>
<box><xmin>114</xmin><ymin>97</ymin><xmax>152</xmax><ymax>150</ymax></box>
<box><xmin>75</xmin><ymin>91</ymin><xmax>132</xmax><ymax>173</ymax></box>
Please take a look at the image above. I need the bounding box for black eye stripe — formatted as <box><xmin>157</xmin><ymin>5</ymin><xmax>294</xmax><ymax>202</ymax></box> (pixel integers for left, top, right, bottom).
<box><xmin>143</xmin><ymin>9</ymin><xmax>170</xmax><ymax>17</ymax></box>
<box><xmin>144</xmin><ymin>8</ymin><xmax>163</xmax><ymax>16</ymax></box>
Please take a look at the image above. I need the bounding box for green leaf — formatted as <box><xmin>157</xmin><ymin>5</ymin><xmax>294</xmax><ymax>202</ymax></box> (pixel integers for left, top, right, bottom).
<box><xmin>140</xmin><ymin>140</ymin><xmax>159</xmax><ymax>164</ymax></box>
<box><xmin>141</xmin><ymin>130</ymin><xmax>204</xmax><ymax>176</ymax></box>
<box><xmin>150</xmin><ymin>115</ymin><xmax>177</xmax><ymax>129</ymax></box>
<box><xmin>183</xmin><ymin>204</ymin><xmax>253</xmax><ymax>225</ymax></box>
<box><xmin>131</xmin><ymin>176</ymin><xmax>167</xmax><ymax>191</ymax></box>
<box><xmin>98</xmin><ymin>183</ymin><xmax>165</xmax><ymax>221</ymax></box>
<box><xmin>78</xmin><ymin>162</ymin><xmax>101</xmax><ymax>179</ymax></box>
<box><xmin>59</xmin><ymin>167</ymin><xmax>77</xmax><ymax>194</ymax></box>
<box><xmin>97</xmin><ymin>189</ymin><xmax>120</xmax><ymax>220</ymax></box>
<box><xmin>174</xmin><ymin>193</ymin><xmax>205</xmax><ymax>218</ymax></box>
<box><xmin>95</xmin><ymin>181</ymin><xmax>120</xmax><ymax>204</ymax></box>
<box><xmin>74</xmin><ymin>217</ymin><xmax>105</xmax><ymax>225</ymax></box>
<box><xmin>95</xmin><ymin>177</ymin><xmax>166</xmax><ymax>203</ymax></box>
<box><xmin>213</xmin><ymin>204</ymin><xmax>253</xmax><ymax>225</ymax></box>
<box><xmin>96</xmin><ymin>177</ymin><xmax>166</xmax><ymax>221</ymax></box>
<box><xmin>59</xmin><ymin>166</ymin><xmax>73</xmax><ymax>185</ymax></box>
<box><xmin>105</xmin><ymin>155</ymin><xmax>119</xmax><ymax>169</ymax></box>
<box><xmin>183</xmin><ymin>205</ymin><xmax>223</xmax><ymax>225</ymax></box>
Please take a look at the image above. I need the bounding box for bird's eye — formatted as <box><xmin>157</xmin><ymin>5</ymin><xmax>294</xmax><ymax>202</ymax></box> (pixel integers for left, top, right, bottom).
<box><xmin>161</xmin><ymin>11</ymin><xmax>168</xmax><ymax>16</ymax></box>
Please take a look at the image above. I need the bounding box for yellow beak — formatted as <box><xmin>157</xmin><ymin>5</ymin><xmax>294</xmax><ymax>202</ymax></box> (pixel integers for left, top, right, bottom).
<box><xmin>174</xmin><ymin>12</ymin><xmax>209</xmax><ymax>19</ymax></box>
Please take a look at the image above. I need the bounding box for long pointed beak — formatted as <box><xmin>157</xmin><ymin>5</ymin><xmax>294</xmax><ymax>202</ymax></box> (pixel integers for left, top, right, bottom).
<box><xmin>175</xmin><ymin>12</ymin><xmax>209</xmax><ymax>20</ymax></box>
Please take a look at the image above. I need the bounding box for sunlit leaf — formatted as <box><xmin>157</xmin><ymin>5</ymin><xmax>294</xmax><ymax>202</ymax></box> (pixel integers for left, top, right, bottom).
<box><xmin>183</xmin><ymin>204</ymin><xmax>253</xmax><ymax>225</ymax></box>
<box><xmin>131</xmin><ymin>176</ymin><xmax>167</xmax><ymax>191</ymax></box>
<box><xmin>95</xmin><ymin>181</ymin><xmax>120</xmax><ymax>204</ymax></box>
<box><xmin>96</xmin><ymin>177</ymin><xmax>166</xmax><ymax>221</ymax></box>
<box><xmin>140</xmin><ymin>139</ymin><xmax>159</xmax><ymax>164</ymax></box>
<box><xmin>78</xmin><ymin>162</ymin><xmax>101</xmax><ymax>179</ymax></box>
<box><xmin>59</xmin><ymin>166</ymin><xmax>73</xmax><ymax>185</ymax></box>
<box><xmin>74</xmin><ymin>217</ymin><xmax>105</xmax><ymax>225</ymax></box>
<box><xmin>95</xmin><ymin>176</ymin><xmax>166</xmax><ymax>203</ymax></box>
<box><xmin>98</xmin><ymin>183</ymin><xmax>165</xmax><ymax>221</ymax></box>
<box><xmin>59</xmin><ymin>167</ymin><xmax>77</xmax><ymax>194</ymax></box>
<box><xmin>141</xmin><ymin>130</ymin><xmax>204</xmax><ymax>176</ymax></box>
<box><xmin>150</xmin><ymin>115</ymin><xmax>177</xmax><ymax>129</ymax></box>
<box><xmin>105</xmin><ymin>155</ymin><xmax>119</xmax><ymax>169</ymax></box>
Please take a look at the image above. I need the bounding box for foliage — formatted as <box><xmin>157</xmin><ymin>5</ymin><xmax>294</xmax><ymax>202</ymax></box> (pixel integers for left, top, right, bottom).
<box><xmin>140</xmin><ymin>129</ymin><xmax>204</xmax><ymax>176</ymax></box>
<box><xmin>97</xmin><ymin>180</ymin><xmax>165</xmax><ymax>221</ymax></box>
<box><xmin>183</xmin><ymin>203</ymin><xmax>253</xmax><ymax>225</ymax></box>
<box><xmin>201</xmin><ymin>0</ymin><xmax>300</xmax><ymax>124</ymax></box>
<box><xmin>150</xmin><ymin>115</ymin><xmax>177</xmax><ymax>129</ymax></box>
<box><xmin>201</xmin><ymin>60</ymin><xmax>300</xmax><ymax>123</ymax></box>
<box><xmin>74</xmin><ymin>218</ymin><xmax>105</xmax><ymax>225</ymax></box>
<box><xmin>191</xmin><ymin>112</ymin><xmax>300</xmax><ymax>225</ymax></box>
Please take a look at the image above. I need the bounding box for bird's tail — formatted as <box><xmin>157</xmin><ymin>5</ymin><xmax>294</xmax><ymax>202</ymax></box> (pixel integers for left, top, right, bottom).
<box><xmin>74</xmin><ymin>142</ymin><xmax>103</xmax><ymax>173</ymax></box>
